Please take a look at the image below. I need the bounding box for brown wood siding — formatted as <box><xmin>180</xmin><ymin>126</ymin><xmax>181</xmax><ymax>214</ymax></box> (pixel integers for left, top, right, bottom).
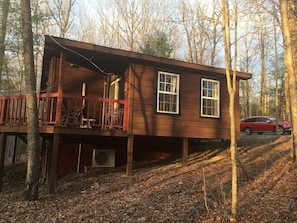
<box><xmin>63</xmin><ymin>61</ymin><xmax>106</xmax><ymax>97</ymax></box>
<box><xmin>47</xmin><ymin>57</ymin><xmax>59</xmax><ymax>93</ymax></box>
<box><xmin>127</xmin><ymin>64</ymin><xmax>240</xmax><ymax>139</ymax></box>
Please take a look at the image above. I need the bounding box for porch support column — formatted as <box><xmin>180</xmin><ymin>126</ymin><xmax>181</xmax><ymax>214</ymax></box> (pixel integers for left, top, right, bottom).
<box><xmin>0</xmin><ymin>133</ymin><xmax>7</xmax><ymax>192</ymax></box>
<box><xmin>46</xmin><ymin>139</ymin><xmax>53</xmax><ymax>182</ymax></box>
<box><xmin>126</xmin><ymin>135</ymin><xmax>134</xmax><ymax>176</ymax></box>
<box><xmin>48</xmin><ymin>133</ymin><xmax>60</xmax><ymax>193</ymax></box>
<box><xmin>41</xmin><ymin>138</ymin><xmax>47</xmax><ymax>180</ymax></box>
<box><xmin>55</xmin><ymin>52</ymin><xmax>65</xmax><ymax>126</ymax></box>
<box><xmin>182</xmin><ymin>137</ymin><xmax>188</xmax><ymax>167</ymax></box>
<box><xmin>12</xmin><ymin>136</ymin><xmax>18</xmax><ymax>164</ymax></box>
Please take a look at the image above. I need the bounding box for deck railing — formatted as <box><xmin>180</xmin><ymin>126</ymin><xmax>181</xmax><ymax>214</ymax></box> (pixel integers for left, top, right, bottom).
<box><xmin>0</xmin><ymin>93</ymin><xmax>128</xmax><ymax>130</ymax></box>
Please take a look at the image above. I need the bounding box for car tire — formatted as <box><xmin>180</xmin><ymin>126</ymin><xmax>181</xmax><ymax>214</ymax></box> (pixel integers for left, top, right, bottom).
<box><xmin>278</xmin><ymin>126</ymin><xmax>284</xmax><ymax>135</ymax></box>
<box><xmin>244</xmin><ymin>127</ymin><xmax>252</xmax><ymax>135</ymax></box>
<box><xmin>258</xmin><ymin>132</ymin><xmax>263</xmax><ymax>134</ymax></box>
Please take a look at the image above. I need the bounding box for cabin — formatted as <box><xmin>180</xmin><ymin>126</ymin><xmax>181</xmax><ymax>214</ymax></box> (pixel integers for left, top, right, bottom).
<box><xmin>0</xmin><ymin>36</ymin><xmax>252</xmax><ymax>193</ymax></box>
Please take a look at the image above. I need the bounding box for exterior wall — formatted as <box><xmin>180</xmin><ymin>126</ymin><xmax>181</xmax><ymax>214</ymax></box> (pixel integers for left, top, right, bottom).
<box><xmin>126</xmin><ymin>64</ymin><xmax>240</xmax><ymax>140</ymax></box>
<box><xmin>57</xmin><ymin>143</ymin><xmax>94</xmax><ymax>177</ymax></box>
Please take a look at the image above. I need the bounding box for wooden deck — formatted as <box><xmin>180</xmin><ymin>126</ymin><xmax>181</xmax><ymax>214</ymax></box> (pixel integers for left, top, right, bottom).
<box><xmin>0</xmin><ymin>93</ymin><xmax>128</xmax><ymax>133</ymax></box>
<box><xmin>0</xmin><ymin>93</ymin><xmax>130</xmax><ymax>193</ymax></box>
<box><xmin>0</xmin><ymin>125</ymin><xmax>128</xmax><ymax>137</ymax></box>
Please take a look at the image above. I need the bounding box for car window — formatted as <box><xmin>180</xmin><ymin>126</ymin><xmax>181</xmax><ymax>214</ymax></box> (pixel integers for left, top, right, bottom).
<box><xmin>245</xmin><ymin>118</ymin><xmax>257</xmax><ymax>122</ymax></box>
<box><xmin>259</xmin><ymin>117</ymin><xmax>268</xmax><ymax>122</ymax></box>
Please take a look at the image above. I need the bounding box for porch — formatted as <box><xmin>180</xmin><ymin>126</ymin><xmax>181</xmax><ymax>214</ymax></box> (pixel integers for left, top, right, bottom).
<box><xmin>0</xmin><ymin>93</ymin><xmax>130</xmax><ymax>193</ymax></box>
<box><xmin>0</xmin><ymin>93</ymin><xmax>128</xmax><ymax>131</ymax></box>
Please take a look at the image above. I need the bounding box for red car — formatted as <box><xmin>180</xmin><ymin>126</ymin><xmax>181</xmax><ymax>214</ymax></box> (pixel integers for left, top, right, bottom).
<box><xmin>240</xmin><ymin>116</ymin><xmax>292</xmax><ymax>135</ymax></box>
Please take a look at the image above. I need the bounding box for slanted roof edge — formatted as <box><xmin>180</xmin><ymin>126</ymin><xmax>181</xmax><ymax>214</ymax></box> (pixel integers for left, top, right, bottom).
<box><xmin>44</xmin><ymin>35</ymin><xmax>252</xmax><ymax>80</ymax></box>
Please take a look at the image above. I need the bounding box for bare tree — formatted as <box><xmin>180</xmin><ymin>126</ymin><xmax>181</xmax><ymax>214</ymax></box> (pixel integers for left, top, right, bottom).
<box><xmin>256</xmin><ymin>15</ymin><xmax>268</xmax><ymax>115</ymax></box>
<box><xmin>178</xmin><ymin>0</ymin><xmax>222</xmax><ymax>66</ymax></box>
<box><xmin>20</xmin><ymin>0</ymin><xmax>40</xmax><ymax>200</ymax></box>
<box><xmin>273</xmin><ymin>5</ymin><xmax>280</xmax><ymax>135</ymax></box>
<box><xmin>31</xmin><ymin>0</ymin><xmax>48</xmax><ymax>91</ymax></box>
<box><xmin>74</xmin><ymin>2</ymin><xmax>99</xmax><ymax>44</ymax></box>
<box><xmin>280</xmin><ymin>0</ymin><xmax>297</xmax><ymax>162</ymax></box>
<box><xmin>0</xmin><ymin>0</ymin><xmax>10</xmax><ymax>93</ymax></box>
<box><xmin>94</xmin><ymin>0</ymin><xmax>155</xmax><ymax>51</ymax></box>
<box><xmin>1</xmin><ymin>1</ymin><xmax>48</xmax><ymax>95</ymax></box>
<box><xmin>45</xmin><ymin>0</ymin><xmax>76</xmax><ymax>38</ymax></box>
<box><xmin>260</xmin><ymin>1</ymin><xmax>289</xmax><ymax>120</ymax></box>
<box><xmin>239</xmin><ymin>11</ymin><xmax>258</xmax><ymax>118</ymax></box>
<box><xmin>209</xmin><ymin>0</ymin><xmax>223</xmax><ymax>66</ymax></box>
<box><xmin>237</xmin><ymin>0</ymin><xmax>287</xmax><ymax>118</ymax></box>
<box><xmin>222</xmin><ymin>0</ymin><xmax>238</xmax><ymax>216</ymax></box>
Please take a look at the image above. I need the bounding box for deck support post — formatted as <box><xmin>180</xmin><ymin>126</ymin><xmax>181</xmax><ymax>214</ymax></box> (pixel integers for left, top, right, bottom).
<box><xmin>41</xmin><ymin>138</ymin><xmax>47</xmax><ymax>180</ymax></box>
<box><xmin>0</xmin><ymin>133</ymin><xmax>7</xmax><ymax>192</ymax></box>
<box><xmin>12</xmin><ymin>136</ymin><xmax>17</xmax><ymax>164</ymax></box>
<box><xmin>126</xmin><ymin>135</ymin><xmax>134</xmax><ymax>176</ymax></box>
<box><xmin>48</xmin><ymin>133</ymin><xmax>60</xmax><ymax>193</ymax></box>
<box><xmin>182</xmin><ymin>137</ymin><xmax>188</xmax><ymax>167</ymax></box>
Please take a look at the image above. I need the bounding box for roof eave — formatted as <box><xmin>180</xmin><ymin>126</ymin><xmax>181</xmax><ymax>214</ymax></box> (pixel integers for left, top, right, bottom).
<box><xmin>44</xmin><ymin>35</ymin><xmax>252</xmax><ymax>80</ymax></box>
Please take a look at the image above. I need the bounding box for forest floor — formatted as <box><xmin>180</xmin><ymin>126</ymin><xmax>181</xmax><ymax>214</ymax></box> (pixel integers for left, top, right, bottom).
<box><xmin>1</xmin><ymin>134</ymin><xmax>297</xmax><ymax>222</ymax></box>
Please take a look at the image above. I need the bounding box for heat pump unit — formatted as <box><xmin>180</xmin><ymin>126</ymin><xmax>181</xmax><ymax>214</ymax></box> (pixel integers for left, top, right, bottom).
<box><xmin>92</xmin><ymin>149</ymin><xmax>115</xmax><ymax>167</ymax></box>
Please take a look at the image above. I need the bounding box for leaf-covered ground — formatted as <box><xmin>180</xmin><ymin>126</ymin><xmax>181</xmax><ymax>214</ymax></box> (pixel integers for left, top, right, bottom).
<box><xmin>1</xmin><ymin>134</ymin><xmax>297</xmax><ymax>222</ymax></box>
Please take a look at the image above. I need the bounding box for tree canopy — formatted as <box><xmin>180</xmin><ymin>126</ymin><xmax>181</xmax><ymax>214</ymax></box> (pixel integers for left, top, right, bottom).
<box><xmin>139</xmin><ymin>31</ymin><xmax>173</xmax><ymax>58</ymax></box>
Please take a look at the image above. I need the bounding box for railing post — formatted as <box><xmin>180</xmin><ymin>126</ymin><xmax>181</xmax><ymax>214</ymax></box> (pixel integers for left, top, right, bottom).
<box><xmin>55</xmin><ymin>52</ymin><xmax>65</xmax><ymax>126</ymax></box>
<box><xmin>0</xmin><ymin>97</ymin><xmax>5</xmax><ymax>124</ymax></box>
<box><xmin>123</xmin><ymin>100</ymin><xmax>128</xmax><ymax>130</ymax></box>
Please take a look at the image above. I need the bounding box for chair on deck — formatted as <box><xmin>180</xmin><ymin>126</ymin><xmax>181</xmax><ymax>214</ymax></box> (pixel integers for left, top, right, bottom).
<box><xmin>61</xmin><ymin>104</ymin><xmax>86</xmax><ymax>127</ymax></box>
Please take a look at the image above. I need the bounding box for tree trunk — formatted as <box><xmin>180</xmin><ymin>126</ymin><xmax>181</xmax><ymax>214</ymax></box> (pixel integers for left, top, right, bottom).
<box><xmin>273</xmin><ymin>15</ymin><xmax>280</xmax><ymax>136</ymax></box>
<box><xmin>21</xmin><ymin>0</ymin><xmax>41</xmax><ymax>200</ymax></box>
<box><xmin>280</xmin><ymin>0</ymin><xmax>297</xmax><ymax>162</ymax></box>
<box><xmin>0</xmin><ymin>0</ymin><xmax>10</xmax><ymax>91</ymax></box>
<box><xmin>287</xmin><ymin>0</ymin><xmax>297</xmax><ymax>162</ymax></box>
<box><xmin>222</xmin><ymin>0</ymin><xmax>238</xmax><ymax>216</ymax></box>
<box><xmin>284</xmin><ymin>71</ymin><xmax>291</xmax><ymax>121</ymax></box>
<box><xmin>260</xmin><ymin>27</ymin><xmax>267</xmax><ymax>115</ymax></box>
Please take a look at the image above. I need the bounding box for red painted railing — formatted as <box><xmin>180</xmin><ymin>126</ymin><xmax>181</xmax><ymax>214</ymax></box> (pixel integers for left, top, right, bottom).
<box><xmin>0</xmin><ymin>93</ymin><xmax>128</xmax><ymax>130</ymax></box>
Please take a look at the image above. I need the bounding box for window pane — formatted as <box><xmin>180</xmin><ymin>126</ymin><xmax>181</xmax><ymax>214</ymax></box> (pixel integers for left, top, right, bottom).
<box><xmin>166</xmin><ymin>83</ymin><xmax>171</xmax><ymax>92</ymax></box>
<box><xmin>157</xmin><ymin>71</ymin><xmax>179</xmax><ymax>114</ymax></box>
<box><xmin>203</xmin><ymin>89</ymin><xmax>207</xmax><ymax>97</ymax></box>
<box><xmin>201</xmin><ymin>79</ymin><xmax>220</xmax><ymax>118</ymax></box>
<box><xmin>160</xmin><ymin>83</ymin><xmax>164</xmax><ymax>91</ymax></box>
<box><xmin>208</xmin><ymin>89</ymin><xmax>212</xmax><ymax>97</ymax></box>
<box><xmin>208</xmin><ymin>82</ymin><xmax>212</xmax><ymax>89</ymax></box>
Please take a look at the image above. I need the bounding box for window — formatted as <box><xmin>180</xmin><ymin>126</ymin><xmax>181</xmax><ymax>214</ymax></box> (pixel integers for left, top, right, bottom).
<box><xmin>245</xmin><ymin>118</ymin><xmax>257</xmax><ymax>122</ymax></box>
<box><xmin>157</xmin><ymin>71</ymin><xmax>179</xmax><ymax>114</ymax></box>
<box><xmin>201</xmin><ymin>78</ymin><xmax>220</xmax><ymax>118</ymax></box>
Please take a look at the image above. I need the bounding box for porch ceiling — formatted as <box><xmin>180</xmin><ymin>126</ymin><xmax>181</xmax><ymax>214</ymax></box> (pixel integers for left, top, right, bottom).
<box><xmin>43</xmin><ymin>36</ymin><xmax>132</xmax><ymax>77</ymax></box>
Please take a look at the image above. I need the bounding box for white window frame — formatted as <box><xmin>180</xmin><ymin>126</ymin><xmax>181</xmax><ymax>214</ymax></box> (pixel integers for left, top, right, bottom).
<box><xmin>157</xmin><ymin>71</ymin><xmax>180</xmax><ymax>114</ymax></box>
<box><xmin>201</xmin><ymin>78</ymin><xmax>220</xmax><ymax>118</ymax></box>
